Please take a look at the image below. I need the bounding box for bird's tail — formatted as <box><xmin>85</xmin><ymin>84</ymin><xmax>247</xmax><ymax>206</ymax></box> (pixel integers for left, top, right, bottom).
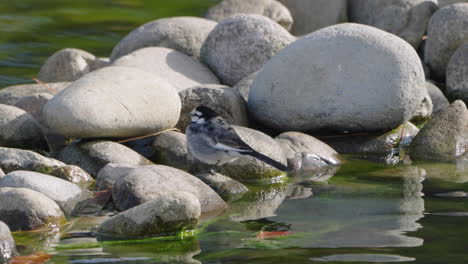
<box><xmin>244</xmin><ymin>151</ymin><xmax>289</xmax><ymax>172</ymax></box>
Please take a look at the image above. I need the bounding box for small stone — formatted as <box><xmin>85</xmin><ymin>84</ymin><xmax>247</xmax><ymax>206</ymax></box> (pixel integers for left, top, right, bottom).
<box><xmin>49</xmin><ymin>165</ymin><xmax>95</xmax><ymax>190</ymax></box>
<box><xmin>197</xmin><ymin>172</ymin><xmax>249</xmax><ymax>201</ymax></box>
<box><xmin>0</xmin><ymin>82</ymin><xmax>69</xmax><ymax>106</ymax></box>
<box><xmin>0</xmin><ymin>147</ymin><xmax>65</xmax><ymax>174</ymax></box>
<box><xmin>152</xmin><ymin>131</ymin><xmax>189</xmax><ymax>171</ymax></box>
<box><xmin>426</xmin><ymin>81</ymin><xmax>449</xmax><ymax>114</ymax></box>
<box><xmin>0</xmin><ymin>221</ymin><xmax>16</xmax><ymax>261</ymax></box>
<box><xmin>0</xmin><ymin>187</ymin><xmax>65</xmax><ymax>231</ymax></box>
<box><xmin>96</xmin><ymin>192</ymin><xmax>200</xmax><ymax>240</ymax></box>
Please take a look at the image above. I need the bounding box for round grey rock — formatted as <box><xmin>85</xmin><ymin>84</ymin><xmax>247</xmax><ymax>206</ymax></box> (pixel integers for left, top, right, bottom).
<box><xmin>0</xmin><ymin>187</ymin><xmax>65</xmax><ymax>231</ymax></box>
<box><xmin>201</xmin><ymin>14</ymin><xmax>295</xmax><ymax>86</ymax></box>
<box><xmin>349</xmin><ymin>0</ymin><xmax>437</xmax><ymax>49</ymax></box>
<box><xmin>0</xmin><ymin>221</ymin><xmax>16</xmax><ymax>261</ymax></box>
<box><xmin>409</xmin><ymin>100</ymin><xmax>468</xmax><ymax>162</ymax></box>
<box><xmin>279</xmin><ymin>0</ymin><xmax>348</xmax><ymax>35</ymax></box>
<box><xmin>0</xmin><ymin>104</ymin><xmax>47</xmax><ymax>149</ymax></box>
<box><xmin>0</xmin><ymin>170</ymin><xmax>89</xmax><ymax>216</ymax></box>
<box><xmin>447</xmin><ymin>44</ymin><xmax>468</xmax><ymax>102</ymax></box>
<box><xmin>248</xmin><ymin>23</ymin><xmax>426</xmax><ymax>132</ymax></box>
<box><xmin>177</xmin><ymin>84</ymin><xmax>248</xmax><ymax>131</ymax></box>
<box><xmin>43</xmin><ymin>66</ymin><xmax>181</xmax><ymax>138</ymax></box>
<box><xmin>111</xmin><ymin>165</ymin><xmax>226</xmax><ymax>214</ymax></box>
<box><xmin>112</xmin><ymin>47</ymin><xmax>219</xmax><ymax>92</ymax></box>
<box><xmin>56</xmin><ymin>140</ymin><xmax>153</xmax><ymax>177</ymax></box>
<box><xmin>96</xmin><ymin>192</ymin><xmax>200</xmax><ymax>240</ymax></box>
<box><xmin>0</xmin><ymin>147</ymin><xmax>65</xmax><ymax>173</ymax></box>
<box><xmin>15</xmin><ymin>92</ymin><xmax>53</xmax><ymax>125</ymax></box>
<box><xmin>205</xmin><ymin>0</ymin><xmax>293</xmax><ymax>30</ymax></box>
<box><xmin>424</xmin><ymin>3</ymin><xmax>468</xmax><ymax>80</ymax></box>
<box><xmin>275</xmin><ymin>132</ymin><xmax>341</xmax><ymax>169</ymax></box>
<box><xmin>426</xmin><ymin>81</ymin><xmax>449</xmax><ymax>114</ymax></box>
<box><xmin>38</xmin><ymin>48</ymin><xmax>100</xmax><ymax>83</ymax></box>
<box><xmin>110</xmin><ymin>17</ymin><xmax>217</xmax><ymax>61</ymax></box>
<box><xmin>196</xmin><ymin>172</ymin><xmax>248</xmax><ymax>202</ymax></box>
<box><xmin>0</xmin><ymin>82</ymin><xmax>69</xmax><ymax>106</ymax></box>
<box><xmin>152</xmin><ymin>131</ymin><xmax>189</xmax><ymax>171</ymax></box>
<box><xmin>95</xmin><ymin>163</ymin><xmax>139</xmax><ymax>191</ymax></box>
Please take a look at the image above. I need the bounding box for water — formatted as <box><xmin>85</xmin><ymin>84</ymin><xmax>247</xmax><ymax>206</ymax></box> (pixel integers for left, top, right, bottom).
<box><xmin>2</xmin><ymin>1</ymin><xmax>468</xmax><ymax>263</ymax></box>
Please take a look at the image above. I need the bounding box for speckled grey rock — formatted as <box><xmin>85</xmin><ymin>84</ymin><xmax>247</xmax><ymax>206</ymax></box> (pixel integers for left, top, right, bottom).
<box><xmin>248</xmin><ymin>23</ymin><xmax>426</xmax><ymax>133</ymax></box>
<box><xmin>410</xmin><ymin>100</ymin><xmax>468</xmax><ymax>162</ymax></box>
<box><xmin>349</xmin><ymin>0</ymin><xmax>437</xmax><ymax>49</ymax></box>
<box><xmin>0</xmin><ymin>221</ymin><xmax>16</xmax><ymax>261</ymax></box>
<box><xmin>424</xmin><ymin>3</ymin><xmax>468</xmax><ymax>80</ymax></box>
<box><xmin>188</xmin><ymin>126</ymin><xmax>287</xmax><ymax>182</ymax></box>
<box><xmin>111</xmin><ymin>165</ymin><xmax>226</xmax><ymax>214</ymax></box>
<box><xmin>112</xmin><ymin>47</ymin><xmax>219</xmax><ymax>92</ymax></box>
<box><xmin>447</xmin><ymin>44</ymin><xmax>468</xmax><ymax>102</ymax></box>
<box><xmin>96</xmin><ymin>192</ymin><xmax>200</xmax><ymax>240</ymax></box>
<box><xmin>275</xmin><ymin>132</ymin><xmax>341</xmax><ymax>170</ymax></box>
<box><xmin>38</xmin><ymin>48</ymin><xmax>107</xmax><ymax>83</ymax></box>
<box><xmin>0</xmin><ymin>104</ymin><xmax>47</xmax><ymax>149</ymax></box>
<box><xmin>233</xmin><ymin>71</ymin><xmax>258</xmax><ymax>101</ymax></box>
<box><xmin>0</xmin><ymin>82</ymin><xmax>69</xmax><ymax>106</ymax></box>
<box><xmin>56</xmin><ymin>140</ymin><xmax>153</xmax><ymax>177</ymax></box>
<box><xmin>205</xmin><ymin>0</ymin><xmax>293</xmax><ymax>30</ymax></box>
<box><xmin>110</xmin><ymin>17</ymin><xmax>217</xmax><ymax>60</ymax></box>
<box><xmin>152</xmin><ymin>131</ymin><xmax>189</xmax><ymax>171</ymax></box>
<box><xmin>196</xmin><ymin>172</ymin><xmax>248</xmax><ymax>201</ymax></box>
<box><xmin>426</xmin><ymin>81</ymin><xmax>449</xmax><ymax>114</ymax></box>
<box><xmin>0</xmin><ymin>147</ymin><xmax>65</xmax><ymax>173</ymax></box>
<box><xmin>43</xmin><ymin>66</ymin><xmax>181</xmax><ymax>138</ymax></box>
<box><xmin>411</xmin><ymin>92</ymin><xmax>433</xmax><ymax>122</ymax></box>
<box><xmin>279</xmin><ymin>0</ymin><xmax>348</xmax><ymax>35</ymax></box>
<box><xmin>49</xmin><ymin>165</ymin><xmax>95</xmax><ymax>190</ymax></box>
<box><xmin>0</xmin><ymin>170</ymin><xmax>89</xmax><ymax>216</ymax></box>
<box><xmin>177</xmin><ymin>84</ymin><xmax>248</xmax><ymax>131</ymax></box>
<box><xmin>0</xmin><ymin>187</ymin><xmax>65</xmax><ymax>231</ymax></box>
<box><xmin>201</xmin><ymin>14</ymin><xmax>295</xmax><ymax>86</ymax></box>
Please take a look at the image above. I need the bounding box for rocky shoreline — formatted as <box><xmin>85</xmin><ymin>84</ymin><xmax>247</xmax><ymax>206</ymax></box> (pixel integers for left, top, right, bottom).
<box><xmin>1</xmin><ymin>0</ymin><xmax>468</xmax><ymax>262</ymax></box>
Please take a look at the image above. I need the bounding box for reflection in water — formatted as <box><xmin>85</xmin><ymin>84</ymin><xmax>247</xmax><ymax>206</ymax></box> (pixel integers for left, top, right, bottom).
<box><xmin>312</xmin><ymin>253</ymin><xmax>415</xmax><ymax>262</ymax></box>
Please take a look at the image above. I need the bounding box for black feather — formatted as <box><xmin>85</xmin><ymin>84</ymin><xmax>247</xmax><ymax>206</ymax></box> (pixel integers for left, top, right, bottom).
<box><xmin>242</xmin><ymin>150</ymin><xmax>288</xmax><ymax>172</ymax></box>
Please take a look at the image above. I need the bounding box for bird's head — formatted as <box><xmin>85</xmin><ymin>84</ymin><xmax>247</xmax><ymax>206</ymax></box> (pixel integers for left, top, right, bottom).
<box><xmin>190</xmin><ymin>105</ymin><xmax>219</xmax><ymax>124</ymax></box>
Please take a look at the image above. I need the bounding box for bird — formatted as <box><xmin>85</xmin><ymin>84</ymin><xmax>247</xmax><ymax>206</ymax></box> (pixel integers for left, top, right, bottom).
<box><xmin>186</xmin><ymin>105</ymin><xmax>288</xmax><ymax>172</ymax></box>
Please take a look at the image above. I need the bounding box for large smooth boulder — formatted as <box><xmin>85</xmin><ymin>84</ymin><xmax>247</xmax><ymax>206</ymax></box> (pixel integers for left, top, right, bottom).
<box><xmin>43</xmin><ymin>66</ymin><xmax>181</xmax><ymax>138</ymax></box>
<box><xmin>0</xmin><ymin>170</ymin><xmax>89</xmax><ymax>216</ymax></box>
<box><xmin>96</xmin><ymin>192</ymin><xmax>200</xmax><ymax>240</ymax></box>
<box><xmin>409</xmin><ymin>100</ymin><xmax>468</xmax><ymax>162</ymax></box>
<box><xmin>111</xmin><ymin>165</ymin><xmax>226</xmax><ymax>214</ymax></box>
<box><xmin>248</xmin><ymin>23</ymin><xmax>426</xmax><ymax>133</ymax></box>
<box><xmin>152</xmin><ymin>131</ymin><xmax>189</xmax><ymax>171</ymax></box>
<box><xmin>0</xmin><ymin>187</ymin><xmax>65</xmax><ymax>231</ymax></box>
<box><xmin>0</xmin><ymin>147</ymin><xmax>65</xmax><ymax>173</ymax></box>
<box><xmin>0</xmin><ymin>104</ymin><xmax>47</xmax><ymax>149</ymax></box>
<box><xmin>201</xmin><ymin>14</ymin><xmax>295</xmax><ymax>86</ymax></box>
<box><xmin>205</xmin><ymin>0</ymin><xmax>293</xmax><ymax>30</ymax></box>
<box><xmin>446</xmin><ymin>44</ymin><xmax>468</xmax><ymax>102</ymax></box>
<box><xmin>0</xmin><ymin>82</ymin><xmax>69</xmax><ymax>105</ymax></box>
<box><xmin>279</xmin><ymin>0</ymin><xmax>348</xmax><ymax>35</ymax></box>
<box><xmin>188</xmin><ymin>126</ymin><xmax>288</xmax><ymax>181</ymax></box>
<box><xmin>275</xmin><ymin>132</ymin><xmax>341</xmax><ymax>169</ymax></box>
<box><xmin>110</xmin><ymin>17</ymin><xmax>216</xmax><ymax>61</ymax></box>
<box><xmin>38</xmin><ymin>48</ymin><xmax>108</xmax><ymax>83</ymax></box>
<box><xmin>424</xmin><ymin>3</ymin><xmax>468</xmax><ymax>80</ymax></box>
<box><xmin>112</xmin><ymin>47</ymin><xmax>219</xmax><ymax>92</ymax></box>
<box><xmin>56</xmin><ymin>140</ymin><xmax>153</xmax><ymax>177</ymax></box>
<box><xmin>177</xmin><ymin>84</ymin><xmax>248</xmax><ymax>131</ymax></box>
<box><xmin>348</xmin><ymin>0</ymin><xmax>437</xmax><ymax>49</ymax></box>
<box><xmin>0</xmin><ymin>221</ymin><xmax>16</xmax><ymax>261</ymax></box>
<box><xmin>426</xmin><ymin>81</ymin><xmax>449</xmax><ymax>114</ymax></box>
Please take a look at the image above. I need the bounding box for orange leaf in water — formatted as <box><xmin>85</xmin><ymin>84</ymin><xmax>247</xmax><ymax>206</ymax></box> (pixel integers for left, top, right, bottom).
<box><xmin>256</xmin><ymin>231</ymin><xmax>292</xmax><ymax>239</ymax></box>
<box><xmin>9</xmin><ymin>252</ymin><xmax>52</xmax><ymax>264</ymax></box>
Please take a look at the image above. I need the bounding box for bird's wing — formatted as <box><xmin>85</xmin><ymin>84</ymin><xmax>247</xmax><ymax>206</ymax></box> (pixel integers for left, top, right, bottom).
<box><xmin>212</xmin><ymin>119</ymin><xmax>253</xmax><ymax>153</ymax></box>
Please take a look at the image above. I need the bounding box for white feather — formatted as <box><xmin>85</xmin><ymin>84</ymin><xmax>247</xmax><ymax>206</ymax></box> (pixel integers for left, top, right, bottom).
<box><xmin>214</xmin><ymin>143</ymin><xmax>250</xmax><ymax>153</ymax></box>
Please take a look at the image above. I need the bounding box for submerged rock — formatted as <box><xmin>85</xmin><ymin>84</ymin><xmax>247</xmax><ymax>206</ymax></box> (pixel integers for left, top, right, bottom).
<box><xmin>43</xmin><ymin>66</ymin><xmax>181</xmax><ymax>139</ymax></box>
<box><xmin>248</xmin><ymin>23</ymin><xmax>426</xmax><ymax>133</ymax></box>
<box><xmin>56</xmin><ymin>140</ymin><xmax>153</xmax><ymax>177</ymax></box>
<box><xmin>96</xmin><ymin>192</ymin><xmax>200</xmax><ymax>240</ymax></box>
<box><xmin>201</xmin><ymin>14</ymin><xmax>295</xmax><ymax>86</ymax></box>
<box><xmin>112</xmin><ymin>47</ymin><xmax>219</xmax><ymax>92</ymax></box>
<box><xmin>0</xmin><ymin>221</ymin><xmax>16</xmax><ymax>261</ymax></box>
<box><xmin>409</xmin><ymin>100</ymin><xmax>468</xmax><ymax>162</ymax></box>
<box><xmin>205</xmin><ymin>0</ymin><xmax>293</xmax><ymax>30</ymax></box>
<box><xmin>111</xmin><ymin>16</ymin><xmax>216</xmax><ymax>60</ymax></box>
<box><xmin>0</xmin><ymin>170</ymin><xmax>89</xmax><ymax>216</ymax></box>
<box><xmin>0</xmin><ymin>147</ymin><xmax>65</xmax><ymax>174</ymax></box>
<box><xmin>177</xmin><ymin>84</ymin><xmax>248</xmax><ymax>131</ymax></box>
<box><xmin>0</xmin><ymin>187</ymin><xmax>65</xmax><ymax>231</ymax></box>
